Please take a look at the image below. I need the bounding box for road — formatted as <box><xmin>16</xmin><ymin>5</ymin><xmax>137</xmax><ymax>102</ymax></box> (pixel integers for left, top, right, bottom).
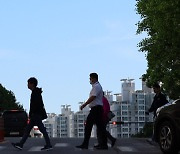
<box><xmin>0</xmin><ymin>137</ymin><xmax>163</xmax><ymax>154</ymax></box>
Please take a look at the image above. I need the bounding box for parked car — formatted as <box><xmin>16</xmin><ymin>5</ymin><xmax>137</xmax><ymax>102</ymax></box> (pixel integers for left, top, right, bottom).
<box><xmin>154</xmin><ymin>99</ymin><xmax>180</xmax><ymax>154</ymax></box>
<box><xmin>2</xmin><ymin>110</ymin><xmax>28</xmax><ymax>136</ymax></box>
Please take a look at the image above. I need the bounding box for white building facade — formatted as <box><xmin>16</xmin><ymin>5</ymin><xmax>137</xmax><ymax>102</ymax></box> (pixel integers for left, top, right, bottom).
<box><xmin>108</xmin><ymin>79</ymin><xmax>154</xmax><ymax>138</ymax></box>
<box><xmin>43</xmin><ymin>79</ymin><xmax>154</xmax><ymax>138</ymax></box>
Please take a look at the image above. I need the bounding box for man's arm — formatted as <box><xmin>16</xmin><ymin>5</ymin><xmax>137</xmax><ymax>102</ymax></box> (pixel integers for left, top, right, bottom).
<box><xmin>80</xmin><ymin>96</ymin><xmax>96</xmax><ymax>110</ymax></box>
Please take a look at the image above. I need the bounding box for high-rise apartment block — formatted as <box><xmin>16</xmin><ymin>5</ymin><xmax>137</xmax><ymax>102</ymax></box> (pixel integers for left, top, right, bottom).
<box><xmin>107</xmin><ymin>79</ymin><xmax>154</xmax><ymax>138</ymax></box>
<box><xmin>43</xmin><ymin>79</ymin><xmax>154</xmax><ymax>138</ymax></box>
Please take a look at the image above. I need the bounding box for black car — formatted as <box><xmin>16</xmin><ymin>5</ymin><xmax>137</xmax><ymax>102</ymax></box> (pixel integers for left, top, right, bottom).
<box><xmin>154</xmin><ymin>99</ymin><xmax>180</xmax><ymax>154</ymax></box>
<box><xmin>2</xmin><ymin>110</ymin><xmax>28</xmax><ymax>136</ymax></box>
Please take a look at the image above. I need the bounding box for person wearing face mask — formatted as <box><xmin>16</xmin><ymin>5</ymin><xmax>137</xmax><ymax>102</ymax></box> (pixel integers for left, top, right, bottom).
<box><xmin>76</xmin><ymin>73</ymin><xmax>108</xmax><ymax>150</ymax></box>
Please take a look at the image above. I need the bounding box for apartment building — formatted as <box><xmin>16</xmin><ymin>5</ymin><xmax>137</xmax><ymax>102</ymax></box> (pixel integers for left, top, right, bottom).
<box><xmin>108</xmin><ymin>79</ymin><xmax>154</xmax><ymax>138</ymax></box>
<box><xmin>43</xmin><ymin>79</ymin><xmax>155</xmax><ymax>138</ymax></box>
<box><xmin>43</xmin><ymin>113</ymin><xmax>57</xmax><ymax>138</ymax></box>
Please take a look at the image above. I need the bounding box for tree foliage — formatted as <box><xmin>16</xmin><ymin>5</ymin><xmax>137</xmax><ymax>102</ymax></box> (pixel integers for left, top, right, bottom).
<box><xmin>132</xmin><ymin>122</ymin><xmax>153</xmax><ymax>138</ymax></box>
<box><xmin>0</xmin><ymin>84</ymin><xmax>24</xmax><ymax>112</ymax></box>
<box><xmin>136</xmin><ymin>0</ymin><xmax>180</xmax><ymax>99</ymax></box>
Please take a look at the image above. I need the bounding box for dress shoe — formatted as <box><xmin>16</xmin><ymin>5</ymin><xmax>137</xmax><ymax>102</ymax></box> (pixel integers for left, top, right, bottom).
<box><xmin>76</xmin><ymin>144</ymin><xmax>88</xmax><ymax>149</ymax></box>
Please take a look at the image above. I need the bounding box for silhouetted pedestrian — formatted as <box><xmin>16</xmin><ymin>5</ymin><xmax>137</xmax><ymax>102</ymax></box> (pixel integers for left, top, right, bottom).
<box><xmin>76</xmin><ymin>73</ymin><xmax>108</xmax><ymax>150</ymax></box>
<box><xmin>148</xmin><ymin>83</ymin><xmax>168</xmax><ymax>118</ymax></box>
<box><xmin>12</xmin><ymin>77</ymin><xmax>52</xmax><ymax>151</ymax></box>
<box><xmin>146</xmin><ymin>83</ymin><xmax>168</xmax><ymax>143</ymax></box>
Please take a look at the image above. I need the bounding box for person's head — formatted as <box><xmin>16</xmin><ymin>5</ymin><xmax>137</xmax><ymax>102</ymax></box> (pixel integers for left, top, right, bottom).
<box><xmin>153</xmin><ymin>83</ymin><xmax>161</xmax><ymax>94</ymax></box>
<box><xmin>89</xmin><ymin>73</ymin><xmax>98</xmax><ymax>84</ymax></box>
<box><xmin>27</xmin><ymin>77</ymin><xmax>38</xmax><ymax>90</ymax></box>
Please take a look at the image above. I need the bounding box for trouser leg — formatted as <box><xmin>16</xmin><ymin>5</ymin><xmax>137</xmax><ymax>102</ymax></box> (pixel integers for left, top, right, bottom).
<box><xmin>95</xmin><ymin>107</ymin><xmax>107</xmax><ymax>146</ymax></box>
<box><xmin>96</xmin><ymin>124</ymin><xmax>107</xmax><ymax>146</ymax></box>
<box><xmin>36</xmin><ymin>116</ymin><xmax>51</xmax><ymax>146</ymax></box>
<box><xmin>152</xmin><ymin>121</ymin><xmax>155</xmax><ymax>141</ymax></box>
<box><xmin>82</xmin><ymin>106</ymin><xmax>107</xmax><ymax>147</ymax></box>
<box><xmin>106</xmin><ymin>130</ymin><xmax>115</xmax><ymax>142</ymax></box>
<box><xmin>20</xmin><ymin>119</ymin><xmax>34</xmax><ymax>145</ymax></box>
<box><xmin>82</xmin><ymin>112</ymin><xmax>94</xmax><ymax>146</ymax></box>
<box><xmin>96</xmin><ymin>126</ymin><xmax>101</xmax><ymax>145</ymax></box>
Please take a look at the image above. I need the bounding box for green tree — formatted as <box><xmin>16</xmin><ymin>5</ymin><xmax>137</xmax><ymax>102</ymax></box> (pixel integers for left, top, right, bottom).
<box><xmin>0</xmin><ymin>84</ymin><xmax>24</xmax><ymax>112</ymax></box>
<box><xmin>136</xmin><ymin>0</ymin><xmax>180</xmax><ymax>99</ymax></box>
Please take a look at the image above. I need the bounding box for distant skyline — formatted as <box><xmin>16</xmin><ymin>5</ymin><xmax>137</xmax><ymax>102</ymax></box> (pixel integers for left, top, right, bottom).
<box><xmin>0</xmin><ymin>1</ymin><xmax>147</xmax><ymax>114</ymax></box>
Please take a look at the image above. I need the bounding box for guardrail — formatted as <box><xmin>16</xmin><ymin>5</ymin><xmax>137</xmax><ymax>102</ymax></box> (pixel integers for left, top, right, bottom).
<box><xmin>0</xmin><ymin>117</ymin><xmax>4</xmax><ymax>142</ymax></box>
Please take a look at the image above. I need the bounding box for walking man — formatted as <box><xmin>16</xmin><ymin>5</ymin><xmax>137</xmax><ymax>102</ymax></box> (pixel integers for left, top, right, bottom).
<box><xmin>12</xmin><ymin>77</ymin><xmax>52</xmax><ymax>151</ymax></box>
<box><xmin>76</xmin><ymin>73</ymin><xmax>108</xmax><ymax>149</ymax></box>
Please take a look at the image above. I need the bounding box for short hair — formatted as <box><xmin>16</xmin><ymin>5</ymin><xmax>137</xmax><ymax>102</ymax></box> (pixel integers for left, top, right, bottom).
<box><xmin>90</xmin><ymin>73</ymin><xmax>98</xmax><ymax>80</ymax></box>
<box><xmin>28</xmin><ymin>77</ymin><xmax>38</xmax><ymax>87</ymax></box>
<box><xmin>153</xmin><ymin>83</ymin><xmax>160</xmax><ymax>89</ymax></box>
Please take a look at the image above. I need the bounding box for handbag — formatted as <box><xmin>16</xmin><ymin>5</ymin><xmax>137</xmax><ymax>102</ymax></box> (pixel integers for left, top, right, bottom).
<box><xmin>107</xmin><ymin>111</ymin><xmax>115</xmax><ymax>121</ymax></box>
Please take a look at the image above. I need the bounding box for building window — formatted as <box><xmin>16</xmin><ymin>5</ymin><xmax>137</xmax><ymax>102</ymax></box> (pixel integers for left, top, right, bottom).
<box><xmin>122</xmin><ymin>117</ymin><xmax>128</xmax><ymax>121</ymax></box>
<box><xmin>78</xmin><ymin>129</ymin><xmax>84</xmax><ymax>132</ymax></box>
<box><xmin>122</xmin><ymin>106</ymin><xmax>128</xmax><ymax>110</ymax></box>
<box><xmin>78</xmin><ymin>120</ymin><xmax>84</xmax><ymax>123</ymax></box>
<box><xmin>138</xmin><ymin>94</ymin><xmax>144</xmax><ymax>99</ymax></box>
<box><xmin>138</xmin><ymin>100</ymin><xmax>144</xmax><ymax>104</ymax></box>
<box><xmin>135</xmin><ymin>117</ymin><xmax>138</xmax><ymax>121</ymax></box>
<box><xmin>139</xmin><ymin>111</ymin><xmax>145</xmax><ymax>115</ymax></box>
<box><xmin>117</xmin><ymin>117</ymin><xmax>121</xmax><ymax>121</ymax></box>
<box><xmin>78</xmin><ymin>124</ymin><xmax>84</xmax><ymax>127</ymax></box>
<box><xmin>117</xmin><ymin>111</ymin><xmax>121</xmax><ymax>116</ymax></box>
<box><xmin>123</xmin><ymin>128</ymin><xmax>128</xmax><ymax>132</ymax></box>
<box><xmin>139</xmin><ymin>117</ymin><xmax>145</xmax><ymax>121</ymax></box>
<box><xmin>123</xmin><ymin>134</ymin><xmax>128</xmax><ymax>138</ymax></box>
<box><xmin>122</xmin><ymin>111</ymin><xmax>128</xmax><ymax>115</ymax></box>
<box><xmin>139</xmin><ymin>106</ymin><xmax>145</xmax><ymax>110</ymax></box>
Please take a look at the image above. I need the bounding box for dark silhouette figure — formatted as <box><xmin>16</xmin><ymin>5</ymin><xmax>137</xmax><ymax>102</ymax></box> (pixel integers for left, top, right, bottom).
<box><xmin>12</xmin><ymin>77</ymin><xmax>52</xmax><ymax>151</ymax></box>
<box><xmin>76</xmin><ymin>73</ymin><xmax>108</xmax><ymax>150</ymax></box>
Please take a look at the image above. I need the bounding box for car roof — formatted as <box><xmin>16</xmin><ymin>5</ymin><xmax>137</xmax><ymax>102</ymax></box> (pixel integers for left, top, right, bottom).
<box><xmin>172</xmin><ymin>99</ymin><xmax>180</xmax><ymax>104</ymax></box>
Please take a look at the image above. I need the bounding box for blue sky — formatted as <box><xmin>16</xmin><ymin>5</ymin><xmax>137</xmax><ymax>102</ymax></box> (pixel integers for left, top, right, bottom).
<box><xmin>0</xmin><ymin>0</ymin><xmax>147</xmax><ymax>114</ymax></box>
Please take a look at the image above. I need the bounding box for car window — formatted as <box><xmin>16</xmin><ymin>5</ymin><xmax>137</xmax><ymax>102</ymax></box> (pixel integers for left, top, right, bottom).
<box><xmin>3</xmin><ymin>111</ymin><xmax>28</xmax><ymax>120</ymax></box>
